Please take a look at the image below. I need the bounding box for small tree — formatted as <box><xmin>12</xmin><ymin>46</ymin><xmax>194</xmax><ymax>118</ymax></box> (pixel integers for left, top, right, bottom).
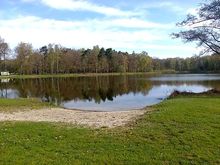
<box><xmin>172</xmin><ymin>0</ymin><xmax>220</xmax><ymax>55</ymax></box>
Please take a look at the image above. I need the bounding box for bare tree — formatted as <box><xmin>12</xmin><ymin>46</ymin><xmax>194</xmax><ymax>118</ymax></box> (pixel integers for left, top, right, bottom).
<box><xmin>172</xmin><ymin>0</ymin><xmax>220</xmax><ymax>55</ymax></box>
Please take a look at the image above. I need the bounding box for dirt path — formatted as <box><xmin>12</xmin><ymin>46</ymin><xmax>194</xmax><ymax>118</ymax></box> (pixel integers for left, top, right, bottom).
<box><xmin>0</xmin><ymin>108</ymin><xmax>146</xmax><ymax>128</ymax></box>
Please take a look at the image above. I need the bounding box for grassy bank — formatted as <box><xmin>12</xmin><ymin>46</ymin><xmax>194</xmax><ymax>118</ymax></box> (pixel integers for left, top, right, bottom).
<box><xmin>0</xmin><ymin>70</ymin><xmax>175</xmax><ymax>79</ymax></box>
<box><xmin>0</xmin><ymin>95</ymin><xmax>219</xmax><ymax>164</ymax></box>
<box><xmin>0</xmin><ymin>98</ymin><xmax>53</xmax><ymax>112</ymax></box>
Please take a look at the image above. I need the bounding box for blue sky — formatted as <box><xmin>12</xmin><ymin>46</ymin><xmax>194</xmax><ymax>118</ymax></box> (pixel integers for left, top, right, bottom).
<box><xmin>0</xmin><ymin>0</ymin><xmax>203</xmax><ymax>58</ymax></box>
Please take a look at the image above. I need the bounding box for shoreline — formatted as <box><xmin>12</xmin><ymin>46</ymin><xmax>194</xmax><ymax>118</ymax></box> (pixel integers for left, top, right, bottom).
<box><xmin>0</xmin><ymin>107</ymin><xmax>147</xmax><ymax>128</ymax></box>
<box><xmin>0</xmin><ymin>89</ymin><xmax>219</xmax><ymax>128</ymax></box>
<box><xmin>1</xmin><ymin>71</ymin><xmax>220</xmax><ymax>80</ymax></box>
<box><xmin>0</xmin><ymin>71</ymin><xmax>174</xmax><ymax>79</ymax></box>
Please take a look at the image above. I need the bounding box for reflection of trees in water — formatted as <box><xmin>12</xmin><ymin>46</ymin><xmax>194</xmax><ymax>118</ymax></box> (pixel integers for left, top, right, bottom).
<box><xmin>0</xmin><ymin>82</ymin><xmax>8</xmax><ymax>98</ymax></box>
<box><xmin>1</xmin><ymin>76</ymin><xmax>219</xmax><ymax>105</ymax></box>
<box><xmin>0</xmin><ymin>75</ymin><xmax>153</xmax><ymax>104</ymax></box>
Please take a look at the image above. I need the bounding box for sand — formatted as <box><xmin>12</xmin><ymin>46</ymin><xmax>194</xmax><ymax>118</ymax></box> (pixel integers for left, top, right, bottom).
<box><xmin>0</xmin><ymin>108</ymin><xmax>146</xmax><ymax>128</ymax></box>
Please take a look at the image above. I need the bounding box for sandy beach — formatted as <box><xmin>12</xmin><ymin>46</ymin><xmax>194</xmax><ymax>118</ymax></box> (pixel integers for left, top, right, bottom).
<box><xmin>0</xmin><ymin>108</ymin><xmax>146</xmax><ymax>128</ymax></box>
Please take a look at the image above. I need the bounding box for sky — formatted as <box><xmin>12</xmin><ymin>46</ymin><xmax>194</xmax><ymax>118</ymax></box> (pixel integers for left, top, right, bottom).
<box><xmin>0</xmin><ymin>0</ymin><xmax>203</xmax><ymax>58</ymax></box>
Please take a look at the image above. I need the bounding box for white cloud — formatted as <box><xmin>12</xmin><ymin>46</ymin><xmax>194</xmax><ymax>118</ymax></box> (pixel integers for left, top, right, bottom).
<box><xmin>25</xmin><ymin>0</ymin><xmax>139</xmax><ymax>17</ymax></box>
<box><xmin>138</xmin><ymin>1</ymin><xmax>199</xmax><ymax>16</ymax></box>
<box><xmin>99</xmin><ymin>18</ymin><xmax>174</xmax><ymax>29</ymax></box>
<box><xmin>157</xmin><ymin>2</ymin><xmax>183</xmax><ymax>13</ymax></box>
<box><xmin>146</xmin><ymin>44</ymin><xmax>198</xmax><ymax>51</ymax></box>
<box><xmin>138</xmin><ymin>1</ymin><xmax>184</xmax><ymax>14</ymax></box>
<box><xmin>0</xmin><ymin>15</ymin><xmax>171</xmax><ymax>45</ymax></box>
<box><xmin>21</xmin><ymin>0</ymin><xmax>36</xmax><ymax>2</ymax></box>
<box><xmin>0</xmin><ymin>15</ymin><xmax>196</xmax><ymax>58</ymax></box>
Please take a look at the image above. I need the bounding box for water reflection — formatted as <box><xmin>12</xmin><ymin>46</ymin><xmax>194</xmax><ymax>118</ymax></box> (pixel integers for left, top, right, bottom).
<box><xmin>0</xmin><ymin>74</ymin><xmax>219</xmax><ymax>111</ymax></box>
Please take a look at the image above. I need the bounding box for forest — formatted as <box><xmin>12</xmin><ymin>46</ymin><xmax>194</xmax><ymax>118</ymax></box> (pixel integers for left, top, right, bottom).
<box><xmin>0</xmin><ymin>39</ymin><xmax>220</xmax><ymax>74</ymax></box>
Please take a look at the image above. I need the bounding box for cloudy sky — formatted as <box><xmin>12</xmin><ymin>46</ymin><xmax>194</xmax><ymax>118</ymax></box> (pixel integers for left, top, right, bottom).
<box><xmin>0</xmin><ymin>0</ymin><xmax>203</xmax><ymax>58</ymax></box>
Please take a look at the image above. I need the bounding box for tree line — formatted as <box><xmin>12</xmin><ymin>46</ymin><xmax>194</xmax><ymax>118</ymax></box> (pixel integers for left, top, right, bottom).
<box><xmin>0</xmin><ymin>40</ymin><xmax>154</xmax><ymax>74</ymax></box>
<box><xmin>0</xmin><ymin>38</ymin><xmax>220</xmax><ymax>74</ymax></box>
<box><xmin>153</xmin><ymin>54</ymin><xmax>220</xmax><ymax>72</ymax></box>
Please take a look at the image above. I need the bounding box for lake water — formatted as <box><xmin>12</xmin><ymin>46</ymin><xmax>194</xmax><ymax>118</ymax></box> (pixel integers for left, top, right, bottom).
<box><xmin>0</xmin><ymin>74</ymin><xmax>220</xmax><ymax>111</ymax></box>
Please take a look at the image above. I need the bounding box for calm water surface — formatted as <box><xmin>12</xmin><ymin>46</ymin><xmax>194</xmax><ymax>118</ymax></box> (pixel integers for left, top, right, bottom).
<box><xmin>0</xmin><ymin>74</ymin><xmax>220</xmax><ymax>111</ymax></box>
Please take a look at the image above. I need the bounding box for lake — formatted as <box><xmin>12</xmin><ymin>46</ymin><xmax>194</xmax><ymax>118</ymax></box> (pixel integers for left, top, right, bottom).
<box><xmin>0</xmin><ymin>74</ymin><xmax>220</xmax><ymax>111</ymax></box>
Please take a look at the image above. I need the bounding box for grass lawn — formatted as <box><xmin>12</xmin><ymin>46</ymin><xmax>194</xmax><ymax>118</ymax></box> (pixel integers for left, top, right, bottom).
<box><xmin>0</xmin><ymin>98</ymin><xmax>53</xmax><ymax>112</ymax></box>
<box><xmin>0</xmin><ymin>96</ymin><xmax>220</xmax><ymax>164</ymax></box>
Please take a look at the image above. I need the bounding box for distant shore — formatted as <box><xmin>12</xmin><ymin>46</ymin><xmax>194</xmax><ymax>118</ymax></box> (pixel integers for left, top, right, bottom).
<box><xmin>0</xmin><ymin>71</ymin><xmax>175</xmax><ymax>79</ymax></box>
<box><xmin>1</xmin><ymin>70</ymin><xmax>220</xmax><ymax>79</ymax></box>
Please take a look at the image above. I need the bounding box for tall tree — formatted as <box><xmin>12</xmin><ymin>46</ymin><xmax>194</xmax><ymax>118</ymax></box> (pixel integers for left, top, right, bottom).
<box><xmin>0</xmin><ymin>36</ymin><xmax>10</xmax><ymax>71</ymax></box>
<box><xmin>138</xmin><ymin>52</ymin><xmax>152</xmax><ymax>72</ymax></box>
<box><xmin>172</xmin><ymin>0</ymin><xmax>220</xmax><ymax>55</ymax></box>
<box><xmin>39</xmin><ymin>45</ymin><xmax>48</xmax><ymax>73</ymax></box>
<box><xmin>98</xmin><ymin>48</ymin><xmax>109</xmax><ymax>72</ymax></box>
<box><xmin>54</xmin><ymin>44</ymin><xmax>61</xmax><ymax>74</ymax></box>
<box><xmin>89</xmin><ymin>46</ymin><xmax>99</xmax><ymax>73</ymax></box>
<box><xmin>29</xmin><ymin>51</ymin><xmax>44</xmax><ymax>74</ymax></box>
<box><xmin>47</xmin><ymin>44</ymin><xmax>55</xmax><ymax>74</ymax></box>
<box><xmin>15</xmin><ymin>42</ymin><xmax>33</xmax><ymax>74</ymax></box>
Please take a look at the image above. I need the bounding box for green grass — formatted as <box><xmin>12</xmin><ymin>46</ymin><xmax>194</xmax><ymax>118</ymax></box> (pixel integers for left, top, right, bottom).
<box><xmin>0</xmin><ymin>70</ymin><xmax>175</xmax><ymax>79</ymax></box>
<box><xmin>0</xmin><ymin>98</ymin><xmax>53</xmax><ymax>112</ymax></box>
<box><xmin>0</xmin><ymin>96</ymin><xmax>220</xmax><ymax>164</ymax></box>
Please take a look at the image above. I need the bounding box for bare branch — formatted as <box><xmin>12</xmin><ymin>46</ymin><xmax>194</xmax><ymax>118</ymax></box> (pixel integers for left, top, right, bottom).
<box><xmin>172</xmin><ymin>0</ymin><xmax>220</xmax><ymax>55</ymax></box>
